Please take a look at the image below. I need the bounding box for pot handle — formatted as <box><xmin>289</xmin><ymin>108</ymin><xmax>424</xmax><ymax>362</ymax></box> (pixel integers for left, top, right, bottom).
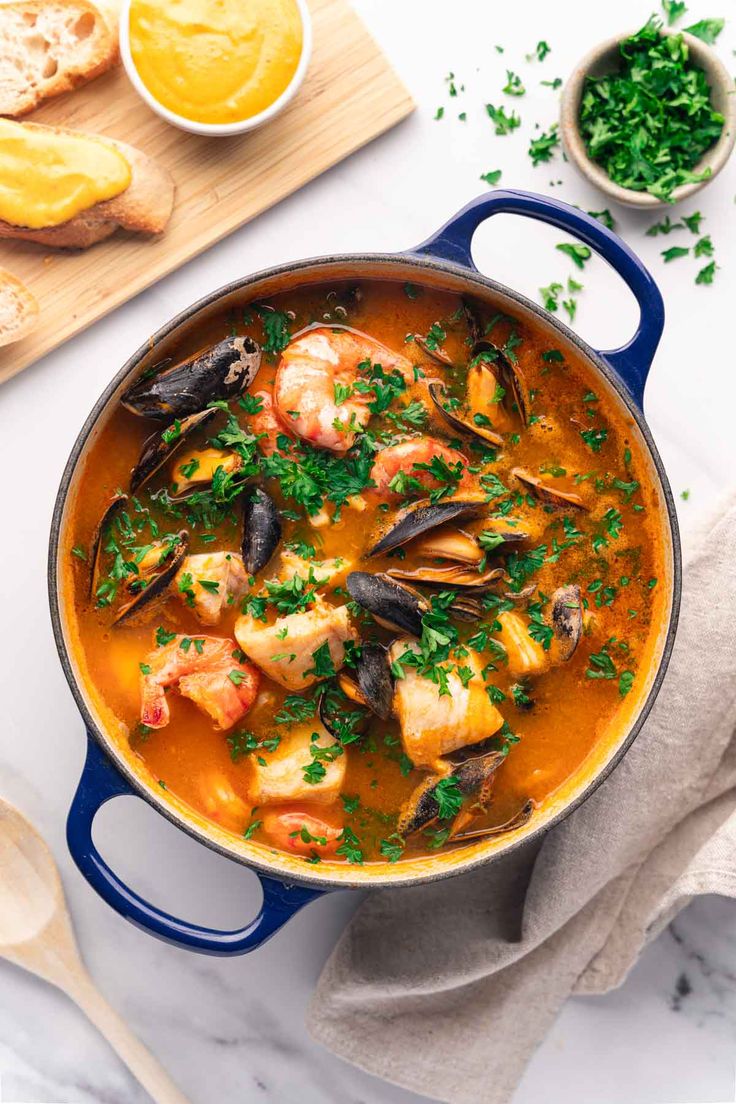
<box><xmin>66</xmin><ymin>735</ymin><xmax>324</xmax><ymax>955</ymax></box>
<box><xmin>409</xmin><ymin>189</ymin><xmax>664</xmax><ymax>409</ymax></box>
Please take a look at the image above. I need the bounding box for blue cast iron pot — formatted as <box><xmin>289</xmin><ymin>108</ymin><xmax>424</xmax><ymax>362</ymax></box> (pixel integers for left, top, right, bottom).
<box><xmin>49</xmin><ymin>190</ymin><xmax>681</xmax><ymax>956</ymax></box>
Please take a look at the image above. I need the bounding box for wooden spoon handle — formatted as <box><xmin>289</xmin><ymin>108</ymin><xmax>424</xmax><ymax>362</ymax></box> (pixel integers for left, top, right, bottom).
<box><xmin>63</xmin><ymin>969</ymin><xmax>193</xmax><ymax>1104</ymax></box>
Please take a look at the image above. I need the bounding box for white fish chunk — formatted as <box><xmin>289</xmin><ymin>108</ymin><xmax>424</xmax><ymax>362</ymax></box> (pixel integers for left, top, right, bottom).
<box><xmin>175</xmin><ymin>551</ymin><xmax>249</xmax><ymax>625</ymax></box>
<box><xmin>389</xmin><ymin>638</ymin><xmax>504</xmax><ymax>769</ymax></box>
<box><xmin>234</xmin><ymin>597</ymin><xmax>356</xmax><ymax>690</ymax></box>
<box><xmin>249</xmin><ymin>723</ymin><xmax>346</xmax><ymax>805</ymax></box>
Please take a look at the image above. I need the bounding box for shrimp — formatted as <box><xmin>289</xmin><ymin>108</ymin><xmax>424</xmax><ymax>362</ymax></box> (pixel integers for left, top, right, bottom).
<box><xmin>140</xmin><ymin>634</ymin><xmax>260</xmax><ymax>730</ymax></box>
<box><xmin>261</xmin><ymin>804</ymin><xmax>343</xmax><ymax>858</ymax></box>
<box><xmin>247</xmin><ymin>390</ymin><xmax>292</xmax><ymax>456</ymax></box>
<box><xmin>370</xmin><ymin>436</ymin><xmax>473</xmax><ymax>499</ymax></box>
<box><xmin>273</xmin><ymin>327</ymin><xmax>412</xmax><ymax>452</ymax></box>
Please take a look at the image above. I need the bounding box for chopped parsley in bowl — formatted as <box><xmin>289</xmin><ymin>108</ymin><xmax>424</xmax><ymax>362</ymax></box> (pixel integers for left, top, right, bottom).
<box><xmin>561</xmin><ymin>18</ymin><xmax>736</xmax><ymax>207</ymax></box>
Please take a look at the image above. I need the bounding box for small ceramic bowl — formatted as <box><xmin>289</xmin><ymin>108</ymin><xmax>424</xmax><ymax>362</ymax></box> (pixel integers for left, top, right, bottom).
<box><xmin>561</xmin><ymin>29</ymin><xmax>736</xmax><ymax>208</ymax></box>
<box><xmin>119</xmin><ymin>0</ymin><xmax>312</xmax><ymax>137</ymax></box>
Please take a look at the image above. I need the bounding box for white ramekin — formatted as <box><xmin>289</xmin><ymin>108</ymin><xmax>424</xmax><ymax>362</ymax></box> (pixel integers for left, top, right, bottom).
<box><xmin>119</xmin><ymin>0</ymin><xmax>313</xmax><ymax>137</ymax></box>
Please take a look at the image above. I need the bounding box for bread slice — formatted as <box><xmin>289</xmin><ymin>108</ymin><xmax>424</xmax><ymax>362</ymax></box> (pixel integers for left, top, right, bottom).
<box><xmin>0</xmin><ymin>0</ymin><xmax>118</xmax><ymax>117</ymax></box>
<box><xmin>0</xmin><ymin>121</ymin><xmax>175</xmax><ymax>248</ymax></box>
<box><xmin>0</xmin><ymin>268</ymin><xmax>38</xmax><ymax>346</ymax></box>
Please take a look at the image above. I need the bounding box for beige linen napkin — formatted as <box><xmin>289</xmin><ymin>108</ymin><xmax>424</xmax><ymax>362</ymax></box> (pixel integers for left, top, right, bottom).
<box><xmin>309</xmin><ymin>493</ymin><xmax>736</xmax><ymax>1104</ymax></box>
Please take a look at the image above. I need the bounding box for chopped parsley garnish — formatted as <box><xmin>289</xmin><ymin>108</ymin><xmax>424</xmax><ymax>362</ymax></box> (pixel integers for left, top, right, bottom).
<box><xmin>255</xmin><ymin>305</ymin><xmax>292</xmax><ymax>356</ymax></box>
<box><xmin>502</xmin><ymin>70</ymin><xmax>525</xmax><ymax>97</ymax></box>
<box><xmin>586</xmin><ymin>645</ymin><xmax>617</xmax><ymax>680</ymax></box>
<box><xmin>528</xmin><ymin>125</ymin><xmax>560</xmax><ymax>166</ymax></box>
<box><xmin>379</xmin><ymin>835</ymin><xmax>406</xmax><ymax>862</ymax></box>
<box><xmin>587</xmin><ymin>209</ymin><xmax>616</xmax><ymax>231</ymax></box>
<box><xmin>556</xmin><ymin>243</ymin><xmax>592</xmax><ymax>269</ymax></box>
<box><xmin>227</xmin><ymin>731</ymin><xmax>280</xmax><ymax>762</ymax></box>
<box><xmin>434</xmin><ymin>776</ymin><xmax>464</xmax><ymax>820</ymax></box>
<box><xmin>485</xmin><ymin>103</ymin><xmax>521</xmax><ymax>135</ymax></box>
<box><xmin>661</xmin><ymin>0</ymin><xmax>687</xmax><ymax>25</ymax></box>
<box><xmin>578</xmin><ymin>18</ymin><xmax>724</xmax><ymax>201</ymax></box>
<box><xmin>695</xmin><ymin>261</ymin><xmax>717</xmax><ymax>285</ymax></box>
<box><xmin>580</xmin><ymin>426</ymin><xmax>608</xmax><ymax>453</ymax></box>
<box><xmin>661</xmin><ymin>246</ymin><xmax>689</xmax><ymax>262</ymax></box>
<box><xmin>684</xmin><ymin>17</ymin><xmax>723</xmax><ymax>43</ymax></box>
<box><xmin>480</xmin><ymin>169</ymin><xmax>503</xmax><ymax>186</ymax></box>
<box><xmin>336</xmin><ymin>826</ymin><xmax>364</xmax><ymax>864</ymax></box>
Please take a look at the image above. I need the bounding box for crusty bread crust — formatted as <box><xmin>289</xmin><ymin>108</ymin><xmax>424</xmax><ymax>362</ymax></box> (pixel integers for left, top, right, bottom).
<box><xmin>0</xmin><ymin>0</ymin><xmax>119</xmax><ymax>117</ymax></box>
<box><xmin>0</xmin><ymin>122</ymin><xmax>175</xmax><ymax>248</ymax></box>
<box><xmin>0</xmin><ymin>267</ymin><xmax>38</xmax><ymax>346</ymax></box>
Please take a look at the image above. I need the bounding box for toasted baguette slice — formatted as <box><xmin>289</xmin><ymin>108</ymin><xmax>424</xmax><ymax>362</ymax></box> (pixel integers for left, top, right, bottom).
<box><xmin>0</xmin><ymin>268</ymin><xmax>38</xmax><ymax>346</ymax></box>
<box><xmin>0</xmin><ymin>121</ymin><xmax>175</xmax><ymax>248</ymax></box>
<box><xmin>0</xmin><ymin>0</ymin><xmax>118</xmax><ymax>117</ymax></box>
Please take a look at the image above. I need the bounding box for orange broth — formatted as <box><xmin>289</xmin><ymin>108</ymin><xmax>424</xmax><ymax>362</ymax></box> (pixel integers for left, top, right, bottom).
<box><xmin>63</xmin><ymin>279</ymin><xmax>666</xmax><ymax>865</ymax></box>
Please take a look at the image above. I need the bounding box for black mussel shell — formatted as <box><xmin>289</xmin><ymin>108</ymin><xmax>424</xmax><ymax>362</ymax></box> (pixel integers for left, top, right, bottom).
<box><xmin>397</xmin><ymin>749</ymin><xmax>506</xmax><ymax>836</ymax></box>
<box><xmin>113</xmin><ymin>531</ymin><xmax>189</xmax><ymax>625</ymax></box>
<box><xmin>368</xmin><ymin>499</ymin><xmax>484</xmax><ymax>558</ymax></box>
<box><xmin>449</xmin><ymin>798</ymin><xmax>534</xmax><ymax>842</ymax></box>
<box><xmin>428</xmin><ymin>380</ymin><xmax>504</xmax><ymax>448</ymax></box>
<box><xmin>462</xmin><ymin>299</ymin><xmax>484</xmax><ymax>347</ymax></box>
<box><xmin>130</xmin><ymin>409</ymin><xmax>216</xmax><ymax>493</ymax></box>
<box><xmin>346</xmin><ymin>572</ymin><xmax>427</xmax><ymax>637</ymax></box>
<box><xmin>89</xmin><ymin>494</ymin><xmax>129</xmax><ymax>600</ymax></box>
<box><xmin>319</xmin><ymin>643</ymin><xmax>394</xmax><ymax>740</ymax></box>
<box><xmin>387</xmin><ymin>563</ymin><xmax>504</xmax><ymax>589</ymax></box>
<box><xmin>550</xmin><ymin>584</ymin><xmax>583</xmax><ymax>662</ymax></box>
<box><xmin>242</xmin><ymin>487</ymin><xmax>282</xmax><ymax>575</ymax></box>
<box><xmin>319</xmin><ymin>686</ymin><xmax>370</xmax><ymax>743</ymax></box>
<box><xmin>355</xmin><ymin>642</ymin><xmax>394</xmax><ymax>721</ymax></box>
<box><xmin>512</xmin><ymin>467</ymin><xmax>587</xmax><ymax>510</ymax></box>
<box><xmin>413</xmin><ymin>334</ymin><xmax>453</xmax><ymax>367</ymax></box>
<box><xmin>470</xmin><ymin>343</ymin><xmax>529</xmax><ymax>427</ymax></box>
<box><xmin>122</xmin><ymin>336</ymin><xmax>262</xmax><ymax>420</ymax></box>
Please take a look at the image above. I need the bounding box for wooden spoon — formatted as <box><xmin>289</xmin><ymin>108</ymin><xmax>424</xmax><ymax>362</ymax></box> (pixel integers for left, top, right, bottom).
<box><xmin>0</xmin><ymin>797</ymin><xmax>191</xmax><ymax>1104</ymax></box>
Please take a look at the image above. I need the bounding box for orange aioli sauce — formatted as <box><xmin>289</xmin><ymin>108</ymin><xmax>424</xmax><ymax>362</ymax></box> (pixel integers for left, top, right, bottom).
<box><xmin>128</xmin><ymin>0</ymin><xmax>304</xmax><ymax>124</ymax></box>
<box><xmin>0</xmin><ymin>120</ymin><xmax>131</xmax><ymax>229</ymax></box>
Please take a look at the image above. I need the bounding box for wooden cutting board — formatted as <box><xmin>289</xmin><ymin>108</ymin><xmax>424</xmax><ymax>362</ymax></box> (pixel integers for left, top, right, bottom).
<box><xmin>0</xmin><ymin>0</ymin><xmax>413</xmax><ymax>384</ymax></box>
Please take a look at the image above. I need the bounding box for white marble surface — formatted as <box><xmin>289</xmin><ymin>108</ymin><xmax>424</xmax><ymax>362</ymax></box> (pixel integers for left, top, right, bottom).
<box><xmin>2</xmin><ymin>0</ymin><xmax>736</xmax><ymax>1101</ymax></box>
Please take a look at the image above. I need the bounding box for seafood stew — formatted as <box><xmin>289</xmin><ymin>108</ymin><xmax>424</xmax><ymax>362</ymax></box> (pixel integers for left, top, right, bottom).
<box><xmin>63</xmin><ymin>278</ymin><xmax>667</xmax><ymax>868</ymax></box>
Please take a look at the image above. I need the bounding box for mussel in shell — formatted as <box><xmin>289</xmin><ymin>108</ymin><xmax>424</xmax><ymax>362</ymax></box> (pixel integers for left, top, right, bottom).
<box><xmin>319</xmin><ymin>644</ymin><xmax>394</xmax><ymax>741</ymax></box>
<box><xmin>397</xmin><ymin>747</ymin><xmax>507</xmax><ymax>836</ymax></box>
<box><xmin>368</xmin><ymin>499</ymin><xmax>484</xmax><ymax>558</ymax></box>
<box><xmin>346</xmin><ymin>572</ymin><xmax>428</xmax><ymax>636</ymax></box>
<box><xmin>512</xmin><ymin>468</ymin><xmax>587</xmax><ymax>510</ymax></box>
<box><xmin>412</xmin><ymin>527</ymin><xmax>483</xmax><ymax>564</ymax></box>
<box><xmin>89</xmin><ymin>493</ymin><xmax>129</xmax><ymax>600</ymax></box>
<box><xmin>351</xmin><ymin>642</ymin><xmax>394</xmax><ymax>720</ymax></box>
<box><xmin>550</xmin><ymin>584</ymin><xmax>583</xmax><ymax>662</ymax></box>
<box><xmin>413</xmin><ymin>333</ymin><xmax>453</xmax><ymax>367</ymax></box>
<box><xmin>428</xmin><ymin>380</ymin><xmax>504</xmax><ymax>448</ymax></box>
<box><xmin>170</xmin><ymin>448</ymin><xmax>244</xmax><ymax>499</ymax></box>
<box><xmin>320</xmin><ymin>643</ymin><xmax>394</xmax><ymax>733</ymax></box>
<box><xmin>469</xmin><ymin>346</ymin><xmax>529</xmax><ymax>428</ymax></box>
<box><xmin>386</xmin><ymin>563</ymin><xmax>504</xmax><ymax>589</ymax></box>
<box><xmin>408</xmin><ymin>523</ymin><xmax>529</xmax><ymax>568</ymax></box>
<box><xmin>130</xmin><ymin>409</ymin><xmax>216</xmax><ymax>492</ymax></box>
<box><xmin>122</xmin><ymin>336</ymin><xmax>262</xmax><ymax>420</ymax></box>
<box><xmin>242</xmin><ymin>487</ymin><xmax>282</xmax><ymax>575</ymax></box>
<box><xmin>112</xmin><ymin>531</ymin><xmax>189</xmax><ymax>625</ymax></box>
<box><xmin>449</xmin><ymin>798</ymin><xmax>534</xmax><ymax>842</ymax></box>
